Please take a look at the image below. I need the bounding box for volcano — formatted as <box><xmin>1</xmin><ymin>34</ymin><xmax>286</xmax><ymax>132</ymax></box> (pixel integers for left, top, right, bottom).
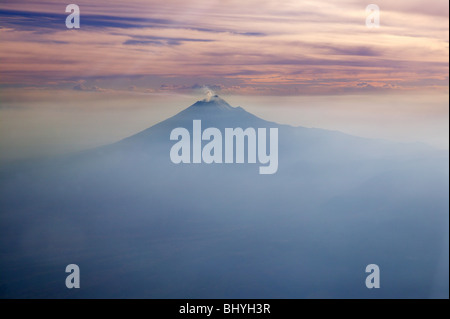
<box><xmin>0</xmin><ymin>96</ymin><xmax>448</xmax><ymax>298</ymax></box>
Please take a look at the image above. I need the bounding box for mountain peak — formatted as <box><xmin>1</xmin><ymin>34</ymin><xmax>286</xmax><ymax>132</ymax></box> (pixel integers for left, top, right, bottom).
<box><xmin>203</xmin><ymin>94</ymin><xmax>220</xmax><ymax>102</ymax></box>
<box><xmin>119</xmin><ymin>95</ymin><xmax>273</xmax><ymax>144</ymax></box>
<box><xmin>191</xmin><ymin>95</ymin><xmax>234</xmax><ymax>111</ymax></box>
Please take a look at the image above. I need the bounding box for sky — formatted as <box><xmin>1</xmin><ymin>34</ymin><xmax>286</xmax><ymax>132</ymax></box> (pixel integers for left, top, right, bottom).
<box><xmin>0</xmin><ymin>0</ymin><xmax>448</xmax><ymax>162</ymax></box>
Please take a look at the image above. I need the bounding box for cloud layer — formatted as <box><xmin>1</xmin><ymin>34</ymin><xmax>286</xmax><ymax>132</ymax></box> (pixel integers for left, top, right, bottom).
<box><xmin>0</xmin><ymin>0</ymin><xmax>448</xmax><ymax>94</ymax></box>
